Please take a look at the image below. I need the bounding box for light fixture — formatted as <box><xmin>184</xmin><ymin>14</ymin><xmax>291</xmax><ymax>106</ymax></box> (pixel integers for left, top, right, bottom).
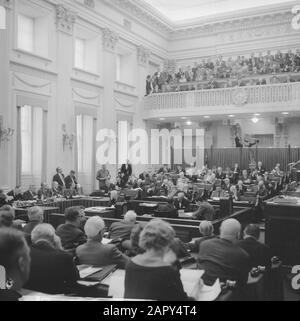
<box><xmin>281</xmin><ymin>112</ymin><xmax>289</xmax><ymax>115</ymax></box>
<box><xmin>62</xmin><ymin>124</ymin><xmax>75</xmax><ymax>151</ymax></box>
<box><xmin>228</xmin><ymin>115</ymin><xmax>235</xmax><ymax>118</ymax></box>
<box><xmin>254</xmin><ymin>113</ymin><xmax>261</xmax><ymax>116</ymax></box>
<box><xmin>252</xmin><ymin>117</ymin><xmax>259</xmax><ymax>124</ymax></box>
<box><xmin>0</xmin><ymin>115</ymin><xmax>14</xmax><ymax>145</ymax></box>
<box><xmin>204</xmin><ymin>116</ymin><xmax>210</xmax><ymax>119</ymax></box>
<box><xmin>181</xmin><ymin>117</ymin><xmax>187</xmax><ymax>120</ymax></box>
<box><xmin>186</xmin><ymin>121</ymin><xmax>192</xmax><ymax>126</ymax></box>
<box><xmin>159</xmin><ymin>118</ymin><xmax>165</xmax><ymax>121</ymax></box>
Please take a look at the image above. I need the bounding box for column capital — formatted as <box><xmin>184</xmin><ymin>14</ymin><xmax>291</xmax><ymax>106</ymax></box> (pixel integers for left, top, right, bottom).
<box><xmin>0</xmin><ymin>0</ymin><xmax>13</xmax><ymax>9</ymax></box>
<box><xmin>55</xmin><ymin>4</ymin><xmax>77</xmax><ymax>36</ymax></box>
<box><xmin>137</xmin><ymin>45</ymin><xmax>151</xmax><ymax>66</ymax></box>
<box><xmin>103</xmin><ymin>28</ymin><xmax>119</xmax><ymax>52</ymax></box>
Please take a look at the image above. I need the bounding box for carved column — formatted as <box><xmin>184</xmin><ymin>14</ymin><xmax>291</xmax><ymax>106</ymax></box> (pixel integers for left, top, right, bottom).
<box><xmin>55</xmin><ymin>4</ymin><xmax>76</xmax><ymax>35</ymax></box>
<box><xmin>101</xmin><ymin>28</ymin><xmax>119</xmax><ymax>177</ymax></box>
<box><xmin>0</xmin><ymin>1</ymin><xmax>12</xmax><ymax>189</ymax></box>
<box><xmin>135</xmin><ymin>45</ymin><xmax>151</xmax><ymax>174</ymax></box>
<box><xmin>55</xmin><ymin>4</ymin><xmax>77</xmax><ymax>170</ymax></box>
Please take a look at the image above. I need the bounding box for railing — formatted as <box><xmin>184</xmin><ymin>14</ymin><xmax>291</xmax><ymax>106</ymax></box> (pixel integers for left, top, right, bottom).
<box><xmin>143</xmin><ymin>82</ymin><xmax>300</xmax><ymax>117</ymax></box>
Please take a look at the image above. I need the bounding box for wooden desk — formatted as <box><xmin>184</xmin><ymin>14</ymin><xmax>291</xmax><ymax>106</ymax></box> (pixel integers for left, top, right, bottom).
<box><xmin>265</xmin><ymin>197</ymin><xmax>300</xmax><ymax>265</ymax></box>
<box><xmin>15</xmin><ymin>206</ymin><xmax>60</xmax><ymax>223</ymax></box>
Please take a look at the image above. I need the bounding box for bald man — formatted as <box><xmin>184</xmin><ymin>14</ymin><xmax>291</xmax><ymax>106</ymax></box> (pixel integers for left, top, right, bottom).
<box><xmin>198</xmin><ymin>219</ymin><xmax>251</xmax><ymax>286</ymax></box>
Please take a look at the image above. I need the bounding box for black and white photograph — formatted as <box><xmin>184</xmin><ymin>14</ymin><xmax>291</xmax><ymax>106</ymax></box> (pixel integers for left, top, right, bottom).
<box><xmin>1</xmin><ymin>0</ymin><xmax>300</xmax><ymax>305</ymax></box>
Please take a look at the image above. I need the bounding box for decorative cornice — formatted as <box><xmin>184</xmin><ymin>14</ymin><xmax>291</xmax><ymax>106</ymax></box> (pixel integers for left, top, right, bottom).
<box><xmin>102</xmin><ymin>0</ymin><xmax>173</xmax><ymax>36</ymax></box>
<box><xmin>55</xmin><ymin>4</ymin><xmax>77</xmax><ymax>35</ymax></box>
<box><xmin>100</xmin><ymin>0</ymin><xmax>298</xmax><ymax>40</ymax></box>
<box><xmin>0</xmin><ymin>0</ymin><xmax>13</xmax><ymax>9</ymax></box>
<box><xmin>103</xmin><ymin>28</ymin><xmax>119</xmax><ymax>52</ymax></box>
<box><xmin>137</xmin><ymin>45</ymin><xmax>150</xmax><ymax>66</ymax></box>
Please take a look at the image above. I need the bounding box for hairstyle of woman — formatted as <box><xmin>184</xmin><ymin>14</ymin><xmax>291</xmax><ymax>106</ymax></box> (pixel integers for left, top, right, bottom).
<box><xmin>139</xmin><ymin>219</ymin><xmax>175</xmax><ymax>251</ymax></box>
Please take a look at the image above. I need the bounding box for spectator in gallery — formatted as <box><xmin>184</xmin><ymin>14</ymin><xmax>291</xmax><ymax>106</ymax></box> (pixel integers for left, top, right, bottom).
<box><xmin>25</xmin><ymin>224</ymin><xmax>79</xmax><ymax>295</ymax></box>
<box><xmin>23</xmin><ymin>185</ymin><xmax>37</xmax><ymax>201</ymax></box>
<box><xmin>7</xmin><ymin>186</ymin><xmax>23</xmax><ymax>202</ymax></box>
<box><xmin>52</xmin><ymin>167</ymin><xmax>66</xmax><ymax>190</ymax></box>
<box><xmin>198</xmin><ymin>219</ymin><xmax>251</xmax><ymax>286</ymax></box>
<box><xmin>56</xmin><ymin>206</ymin><xmax>87</xmax><ymax>251</ymax></box>
<box><xmin>76</xmin><ymin>216</ymin><xmax>129</xmax><ymax>269</ymax></box>
<box><xmin>0</xmin><ymin>228</ymin><xmax>31</xmax><ymax>301</ymax></box>
<box><xmin>124</xmin><ymin>219</ymin><xmax>188</xmax><ymax>301</ymax></box>
<box><xmin>108</xmin><ymin>210</ymin><xmax>137</xmax><ymax>241</ymax></box>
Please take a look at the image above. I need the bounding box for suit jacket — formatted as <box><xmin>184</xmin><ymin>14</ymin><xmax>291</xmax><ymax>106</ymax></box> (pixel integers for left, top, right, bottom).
<box><xmin>56</xmin><ymin>223</ymin><xmax>87</xmax><ymax>250</ymax></box>
<box><xmin>192</xmin><ymin>202</ymin><xmax>216</xmax><ymax>221</ymax></box>
<box><xmin>237</xmin><ymin>237</ymin><xmax>272</xmax><ymax>269</ymax></box>
<box><xmin>23</xmin><ymin>220</ymin><xmax>40</xmax><ymax>236</ymax></box>
<box><xmin>198</xmin><ymin>238</ymin><xmax>251</xmax><ymax>285</ymax></box>
<box><xmin>25</xmin><ymin>241</ymin><xmax>79</xmax><ymax>294</ymax></box>
<box><xmin>23</xmin><ymin>190</ymin><xmax>36</xmax><ymax>201</ymax></box>
<box><xmin>256</xmin><ymin>167</ymin><xmax>266</xmax><ymax>175</ymax></box>
<box><xmin>108</xmin><ymin>221</ymin><xmax>136</xmax><ymax>241</ymax></box>
<box><xmin>53</xmin><ymin>173</ymin><xmax>66</xmax><ymax>188</ymax></box>
<box><xmin>120</xmin><ymin>164</ymin><xmax>132</xmax><ymax>179</ymax></box>
<box><xmin>156</xmin><ymin>203</ymin><xmax>178</xmax><ymax>218</ymax></box>
<box><xmin>7</xmin><ymin>190</ymin><xmax>23</xmax><ymax>201</ymax></box>
<box><xmin>76</xmin><ymin>240</ymin><xmax>128</xmax><ymax>269</ymax></box>
<box><xmin>174</xmin><ymin>198</ymin><xmax>190</xmax><ymax>212</ymax></box>
<box><xmin>64</xmin><ymin>175</ymin><xmax>78</xmax><ymax>189</ymax></box>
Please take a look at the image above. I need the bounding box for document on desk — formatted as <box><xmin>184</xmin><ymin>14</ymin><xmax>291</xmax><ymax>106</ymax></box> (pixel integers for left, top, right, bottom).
<box><xmin>180</xmin><ymin>269</ymin><xmax>204</xmax><ymax>297</ymax></box>
<box><xmin>79</xmin><ymin>266</ymin><xmax>103</xmax><ymax>279</ymax></box>
<box><xmin>108</xmin><ymin>270</ymin><xmax>126</xmax><ymax>298</ymax></box>
<box><xmin>191</xmin><ymin>279</ymin><xmax>221</xmax><ymax>302</ymax></box>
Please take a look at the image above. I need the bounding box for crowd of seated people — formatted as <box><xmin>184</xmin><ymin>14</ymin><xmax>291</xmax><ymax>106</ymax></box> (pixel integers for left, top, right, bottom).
<box><xmin>146</xmin><ymin>49</ymin><xmax>300</xmax><ymax>95</ymax></box>
<box><xmin>0</xmin><ymin>202</ymin><xmax>276</xmax><ymax>301</ymax></box>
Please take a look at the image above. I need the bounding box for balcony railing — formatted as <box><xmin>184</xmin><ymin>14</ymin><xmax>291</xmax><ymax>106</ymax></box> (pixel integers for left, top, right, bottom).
<box><xmin>142</xmin><ymin>82</ymin><xmax>300</xmax><ymax>119</ymax></box>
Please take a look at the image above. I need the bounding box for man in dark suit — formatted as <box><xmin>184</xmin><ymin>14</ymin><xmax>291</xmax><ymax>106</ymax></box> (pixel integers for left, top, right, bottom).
<box><xmin>256</xmin><ymin>161</ymin><xmax>266</xmax><ymax>175</ymax></box>
<box><xmin>174</xmin><ymin>192</ymin><xmax>190</xmax><ymax>212</ymax></box>
<box><xmin>156</xmin><ymin>198</ymin><xmax>178</xmax><ymax>218</ymax></box>
<box><xmin>7</xmin><ymin>186</ymin><xmax>23</xmax><ymax>202</ymax></box>
<box><xmin>108</xmin><ymin>210</ymin><xmax>137</xmax><ymax>241</ymax></box>
<box><xmin>76</xmin><ymin>216</ymin><xmax>129</xmax><ymax>269</ymax></box>
<box><xmin>237</xmin><ymin>224</ymin><xmax>272</xmax><ymax>269</ymax></box>
<box><xmin>23</xmin><ymin>185</ymin><xmax>37</xmax><ymax>201</ymax></box>
<box><xmin>52</xmin><ymin>167</ymin><xmax>66</xmax><ymax>190</ymax></box>
<box><xmin>64</xmin><ymin>170</ymin><xmax>78</xmax><ymax>190</ymax></box>
<box><xmin>120</xmin><ymin>161</ymin><xmax>132</xmax><ymax>184</ymax></box>
<box><xmin>25</xmin><ymin>224</ymin><xmax>79</xmax><ymax>294</ymax></box>
<box><xmin>56</xmin><ymin>206</ymin><xmax>86</xmax><ymax>251</ymax></box>
<box><xmin>23</xmin><ymin>206</ymin><xmax>44</xmax><ymax>237</ymax></box>
<box><xmin>192</xmin><ymin>196</ymin><xmax>216</xmax><ymax>221</ymax></box>
<box><xmin>0</xmin><ymin>190</ymin><xmax>8</xmax><ymax>207</ymax></box>
<box><xmin>198</xmin><ymin>219</ymin><xmax>251</xmax><ymax>286</ymax></box>
<box><xmin>0</xmin><ymin>228</ymin><xmax>31</xmax><ymax>301</ymax></box>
